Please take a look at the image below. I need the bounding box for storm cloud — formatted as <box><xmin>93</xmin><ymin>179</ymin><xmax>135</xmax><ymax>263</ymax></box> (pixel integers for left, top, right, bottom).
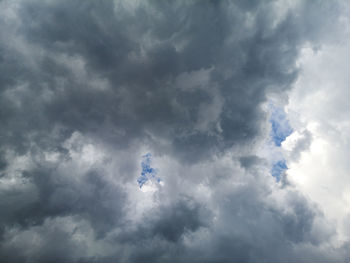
<box><xmin>0</xmin><ymin>0</ymin><xmax>347</xmax><ymax>262</ymax></box>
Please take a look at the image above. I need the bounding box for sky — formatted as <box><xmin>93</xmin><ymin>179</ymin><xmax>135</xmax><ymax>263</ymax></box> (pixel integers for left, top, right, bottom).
<box><xmin>1</xmin><ymin>0</ymin><xmax>350</xmax><ymax>262</ymax></box>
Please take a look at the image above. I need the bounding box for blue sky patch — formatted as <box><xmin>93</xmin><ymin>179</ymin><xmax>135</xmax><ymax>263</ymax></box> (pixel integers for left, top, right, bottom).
<box><xmin>269</xmin><ymin>104</ymin><xmax>293</xmax><ymax>147</ymax></box>
<box><xmin>137</xmin><ymin>153</ymin><xmax>160</xmax><ymax>188</ymax></box>
<box><xmin>267</xmin><ymin>104</ymin><xmax>293</xmax><ymax>182</ymax></box>
<box><xmin>271</xmin><ymin>160</ymin><xmax>288</xmax><ymax>182</ymax></box>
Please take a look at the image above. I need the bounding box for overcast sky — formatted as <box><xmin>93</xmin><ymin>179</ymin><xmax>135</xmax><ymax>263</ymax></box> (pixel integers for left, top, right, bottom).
<box><xmin>1</xmin><ymin>0</ymin><xmax>350</xmax><ymax>262</ymax></box>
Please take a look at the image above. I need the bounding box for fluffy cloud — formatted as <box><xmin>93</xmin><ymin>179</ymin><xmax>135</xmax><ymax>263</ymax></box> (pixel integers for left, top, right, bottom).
<box><xmin>0</xmin><ymin>0</ymin><xmax>347</xmax><ymax>262</ymax></box>
<box><xmin>285</xmin><ymin>16</ymin><xmax>350</xmax><ymax>248</ymax></box>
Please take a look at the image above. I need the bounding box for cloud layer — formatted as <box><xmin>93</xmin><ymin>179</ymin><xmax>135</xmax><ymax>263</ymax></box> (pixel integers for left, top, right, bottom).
<box><xmin>0</xmin><ymin>0</ymin><xmax>347</xmax><ymax>262</ymax></box>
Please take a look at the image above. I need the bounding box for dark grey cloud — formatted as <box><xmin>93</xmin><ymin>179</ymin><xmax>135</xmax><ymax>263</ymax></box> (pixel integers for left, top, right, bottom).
<box><xmin>0</xmin><ymin>0</ymin><xmax>346</xmax><ymax>262</ymax></box>
<box><xmin>1</xmin><ymin>0</ymin><xmax>333</xmax><ymax>161</ymax></box>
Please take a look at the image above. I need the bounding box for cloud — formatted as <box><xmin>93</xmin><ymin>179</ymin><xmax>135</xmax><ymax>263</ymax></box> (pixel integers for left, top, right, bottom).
<box><xmin>0</xmin><ymin>0</ymin><xmax>347</xmax><ymax>262</ymax></box>
<box><xmin>1</xmin><ymin>0</ymin><xmax>331</xmax><ymax>161</ymax></box>
<box><xmin>285</xmin><ymin>18</ymin><xmax>350</xmax><ymax>246</ymax></box>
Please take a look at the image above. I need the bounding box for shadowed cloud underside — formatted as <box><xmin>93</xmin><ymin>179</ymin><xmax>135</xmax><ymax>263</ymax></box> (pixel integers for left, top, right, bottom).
<box><xmin>0</xmin><ymin>1</ymin><xmax>347</xmax><ymax>263</ymax></box>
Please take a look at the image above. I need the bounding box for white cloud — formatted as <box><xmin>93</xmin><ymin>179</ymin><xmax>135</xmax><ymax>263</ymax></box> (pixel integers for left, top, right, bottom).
<box><xmin>286</xmin><ymin>25</ymin><xmax>350</xmax><ymax>243</ymax></box>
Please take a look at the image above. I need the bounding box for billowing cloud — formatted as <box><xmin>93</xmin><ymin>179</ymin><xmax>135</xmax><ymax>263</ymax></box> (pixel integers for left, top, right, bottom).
<box><xmin>285</xmin><ymin>17</ymin><xmax>350</xmax><ymax>250</ymax></box>
<box><xmin>0</xmin><ymin>0</ymin><xmax>347</xmax><ymax>262</ymax></box>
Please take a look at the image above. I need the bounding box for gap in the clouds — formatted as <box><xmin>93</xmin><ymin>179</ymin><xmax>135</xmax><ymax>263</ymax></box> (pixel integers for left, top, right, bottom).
<box><xmin>137</xmin><ymin>153</ymin><xmax>161</xmax><ymax>189</ymax></box>
<box><xmin>271</xmin><ymin>160</ymin><xmax>288</xmax><ymax>182</ymax></box>
<box><xmin>268</xmin><ymin>104</ymin><xmax>292</xmax><ymax>182</ymax></box>
<box><xmin>269</xmin><ymin>104</ymin><xmax>293</xmax><ymax>147</ymax></box>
